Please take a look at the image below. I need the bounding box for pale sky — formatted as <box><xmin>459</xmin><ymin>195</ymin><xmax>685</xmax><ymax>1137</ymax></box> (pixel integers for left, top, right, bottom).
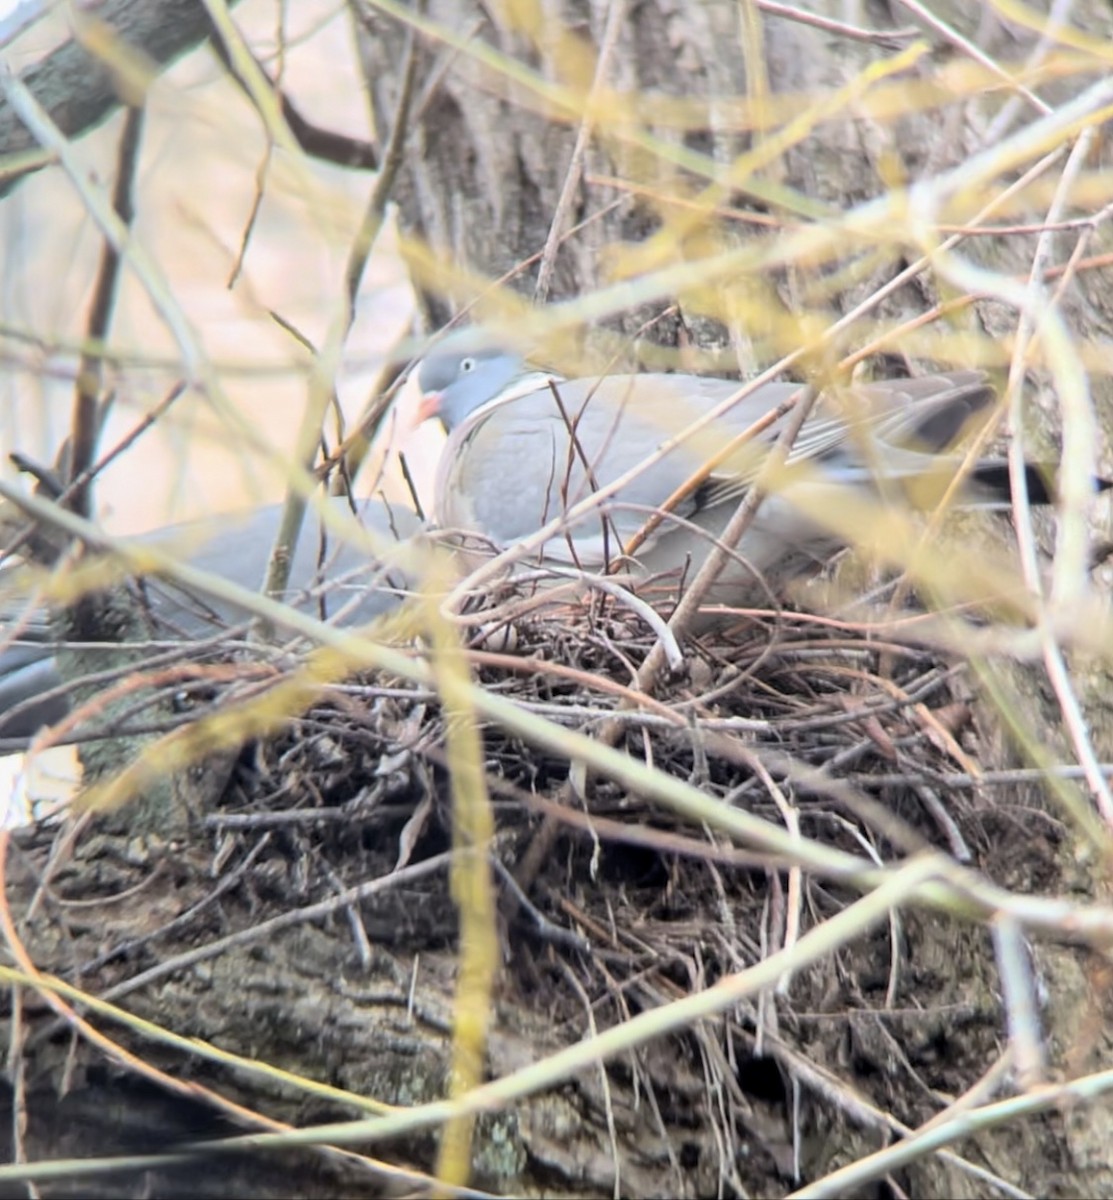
<box><xmin>1</xmin><ymin>0</ymin><xmax>444</xmax><ymax>532</ymax></box>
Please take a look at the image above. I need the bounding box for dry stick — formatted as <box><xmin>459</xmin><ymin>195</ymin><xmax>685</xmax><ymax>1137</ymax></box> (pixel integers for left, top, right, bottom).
<box><xmin>421</xmin><ymin>575</ymin><xmax>500</xmax><ymax>1189</ymax></box>
<box><xmin>509</xmin><ymin>128</ymin><xmax>1099</xmax><ymax>882</ymax></box>
<box><xmin>1010</xmin><ymin>149</ymin><xmax>1108</xmax><ymax>594</ymax></box>
<box><xmin>982</xmin><ymin>0</ymin><xmax>1077</xmax><ymax>144</ymax></box>
<box><xmin>260</xmin><ymin>24</ymin><xmax>420</xmax><ymax>612</ymax></box>
<box><xmin>223</xmin><ymin>0</ymin><xmax>293</xmax><ymax>295</ymax></box>
<box><xmin>216</xmin><ymin>31</ymin><xmax>381</xmax><ymax>283</ymax></box>
<box><xmin>261</xmin><ymin>301</ymin><xmax>402</xmax><ymax>489</ymax></box>
<box><xmin>338</xmin><ymin>37</ymin><xmax>420</xmax><ymax>482</ymax></box>
<box><xmin>1</xmin><ymin>381</ymin><xmax>189</xmax><ymax>571</ymax></box>
<box><xmin>1005</xmin><ymin>135</ymin><xmax>1097</xmax><ymax>600</ymax></box>
<box><xmin>76</xmin><ymin>834</ymin><xmax>274</xmax><ymax>977</ymax></box>
<box><xmin>789</xmin><ymin>150</ymin><xmax>1103</xmax><ymax>672</ymax></box>
<box><xmin>747</xmin><ymin>1028</ymin><xmax>1030</xmax><ymax>1200</ymax></box>
<box><xmin>546</xmin><ymin>380</ymin><xmax>626</xmax><ymax>578</ymax></box>
<box><xmin>559</xmin><ymin>958</ymin><xmax>624</xmax><ymax>1200</ymax></box>
<box><xmin>0</xmin><ymin>70</ymin><xmax>208</xmax><ymax>391</ymax></box>
<box><xmin>5</xmin><ymin>978</ymin><xmax>29</xmax><ymax>1181</ymax></box>
<box><xmin>953</xmin><ymin>126</ymin><xmax>1113</xmax><ymax>828</ymax></box>
<box><xmin>938</xmin><ymin>215</ymin><xmax>1108</xmax><ymax>236</ymax></box>
<box><xmin>200</xmin><ymin>0</ymin><xmax>303</xmax><ymax>160</ymax></box>
<box><xmin>534</xmin><ymin>0</ymin><xmax>627</xmax><ymax>303</ymax></box>
<box><xmin>831</xmin><ymin>141</ymin><xmax>1074</xmax><ymax>359</ymax></box>
<box><xmin>228</xmin><ymin>140</ymin><xmax>274</xmax><ymax>290</ymax></box>
<box><xmin>851</xmin><ymin>222</ymin><xmax>1113</xmax><ymax>620</ymax></box>
<box><xmin>343</xmin><ymin>27</ymin><xmax>419</xmax><ymax>329</ymax></box>
<box><xmin>451</xmin><ymin>134</ymin><xmax>1078</xmax><ymax>618</ymax></box>
<box><xmin>649</xmin><ymin>383</ymin><xmax>819</xmax><ymax>666</ymax></box>
<box><xmin>514</xmin><ymin>385</ymin><xmax>819</xmax><ymax>897</ymax></box>
<box><xmin>1033</xmin><ymin>161</ymin><xmax>1108</xmax><ymax>608</ymax></box>
<box><xmin>622</xmin><ymin>385</ymin><xmax>803</xmax><ymax>560</ymax></box>
<box><xmin>789</xmin><ymin>1060</ymin><xmax>1093</xmax><ymax>1200</ymax></box>
<box><xmin>754</xmin><ymin>0</ymin><xmax>921</xmax><ymax>47</ymax></box>
<box><xmin>992</xmin><ymin>913</ymin><xmax>1046</xmax><ymax>1090</ymax></box>
<box><xmin>76</xmin><ymin>852</ymin><xmax>453</xmax><ymax>1015</ymax></box>
<box><xmin>890</xmin><ymin>0</ymin><xmax>1052</xmax><ymax>118</ymax></box>
<box><xmin>0</xmin><ymin>63</ymin><xmax>370</xmax><ymax>562</ymax></box>
<box><xmin>67</xmin><ymin>105</ymin><xmax>144</xmax><ymax>520</ymax></box>
<box><xmin>332</xmin><ymin>151</ymin><xmax>426</xmax><ymax>487</ymax></box>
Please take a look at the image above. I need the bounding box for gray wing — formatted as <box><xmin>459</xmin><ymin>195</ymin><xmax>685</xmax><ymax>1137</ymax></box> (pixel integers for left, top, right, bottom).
<box><xmin>0</xmin><ymin>653</ymin><xmax>65</xmax><ymax>739</ymax></box>
<box><xmin>437</xmin><ymin>375</ymin><xmax>755</xmax><ymax>561</ymax></box>
<box><xmin>436</xmin><ymin>369</ymin><xmax>994</xmax><ymax>567</ymax></box>
<box><xmin>699</xmin><ymin>369</ymin><xmax>995</xmax><ymax>509</ymax></box>
<box><xmin>0</xmin><ymin>496</ymin><xmax>423</xmax><ymax>740</ymax></box>
<box><xmin>137</xmin><ymin>494</ymin><xmax>423</xmax><ymax>634</ymax></box>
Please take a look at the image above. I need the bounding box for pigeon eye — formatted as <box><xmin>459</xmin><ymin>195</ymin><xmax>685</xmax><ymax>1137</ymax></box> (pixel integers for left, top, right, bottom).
<box><xmin>459</xmin><ymin>357</ymin><xmax>477</xmax><ymax>375</ymax></box>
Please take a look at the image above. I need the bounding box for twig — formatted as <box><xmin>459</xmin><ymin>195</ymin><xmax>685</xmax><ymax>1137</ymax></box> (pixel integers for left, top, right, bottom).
<box><xmin>492</xmin><ymin>858</ymin><xmax>590</xmax><ymax>953</ymax></box>
<box><xmin>260</xmin><ymin>21</ymin><xmax>421</xmax><ymax>615</ymax></box>
<box><xmin>344</xmin><ymin>24</ymin><xmax>420</xmax><ymax>326</ymax></box>
<box><xmin>68</xmin><ymin>105</ymin><xmax>144</xmax><ymax>518</ymax></box>
<box><xmin>641</xmin><ymin>385</ymin><xmax>818</xmax><ymax>680</ymax></box>
<box><xmin>557</xmin><ymin>957</ymin><xmax>623</xmax><ymax>1200</ymax></box>
<box><xmin>94</xmin><ymin>851</ymin><xmax>455</xmax><ymax>1009</ymax></box>
<box><xmin>534</xmin><ymin>0</ymin><xmax>626</xmax><ymax>302</ymax></box>
<box><xmin>754</xmin><ymin>0</ymin><xmax>921</xmax><ymax>47</ymax></box>
<box><xmin>889</xmin><ymin>0</ymin><xmax>1051</xmax><ymax>117</ymax></box>
<box><xmin>992</xmin><ymin>915</ymin><xmax>1046</xmax><ymax>1089</ymax></box>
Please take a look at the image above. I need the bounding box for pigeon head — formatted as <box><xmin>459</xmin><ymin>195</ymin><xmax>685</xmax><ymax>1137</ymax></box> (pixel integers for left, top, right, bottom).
<box><xmin>416</xmin><ymin>339</ymin><xmax>536</xmax><ymax>432</ymax></box>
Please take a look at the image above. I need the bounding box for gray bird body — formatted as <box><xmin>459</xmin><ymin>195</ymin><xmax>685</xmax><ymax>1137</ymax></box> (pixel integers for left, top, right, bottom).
<box><xmin>0</xmin><ymin>496</ymin><xmax>422</xmax><ymax>740</ymax></box>
<box><xmin>418</xmin><ymin>342</ymin><xmax>1007</xmax><ymax>606</ymax></box>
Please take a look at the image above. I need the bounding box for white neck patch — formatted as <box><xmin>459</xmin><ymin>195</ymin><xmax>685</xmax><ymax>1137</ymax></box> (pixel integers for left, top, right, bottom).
<box><xmin>461</xmin><ymin>371</ymin><xmax>566</xmax><ymax>432</ymax></box>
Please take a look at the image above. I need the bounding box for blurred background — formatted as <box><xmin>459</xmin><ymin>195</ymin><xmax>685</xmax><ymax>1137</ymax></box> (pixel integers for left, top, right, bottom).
<box><xmin>0</xmin><ymin>0</ymin><xmax>447</xmax><ymax>818</ymax></box>
<box><xmin>0</xmin><ymin>0</ymin><xmax>445</xmax><ymax>532</ymax></box>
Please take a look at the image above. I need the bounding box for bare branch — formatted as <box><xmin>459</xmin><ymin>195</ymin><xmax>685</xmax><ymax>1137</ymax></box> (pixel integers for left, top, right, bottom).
<box><xmin>0</xmin><ymin>0</ymin><xmax>243</xmax><ymax>198</ymax></box>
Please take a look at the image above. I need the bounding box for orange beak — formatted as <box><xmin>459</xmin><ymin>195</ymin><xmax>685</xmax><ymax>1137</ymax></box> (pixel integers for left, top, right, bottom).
<box><xmin>416</xmin><ymin>390</ymin><xmax>442</xmax><ymax>425</ymax></box>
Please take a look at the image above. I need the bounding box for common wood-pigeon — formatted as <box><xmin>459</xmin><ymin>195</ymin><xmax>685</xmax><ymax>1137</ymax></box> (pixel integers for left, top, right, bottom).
<box><xmin>0</xmin><ymin>496</ymin><xmax>422</xmax><ymax>740</ymax></box>
<box><xmin>416</xmin><ymin>337</ymin><xmax>1074</xmax><ymax>608</ymax></box>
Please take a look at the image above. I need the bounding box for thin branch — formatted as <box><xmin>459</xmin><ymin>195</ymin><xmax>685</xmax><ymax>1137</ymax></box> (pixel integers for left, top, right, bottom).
<box><xmin>0</xmin><ymin>0</ymin><xmax>243</xmax><ymax>199</ymax></box>
<box><xmin>259</xmin><ymin>21</ymin><xmax>420</xmax><ymax>613</ymax></box>
<box><xmin>67</xmin><ymin>105</ymin><xmax>145</xmax><ymax>519</ymax></box>
<box><xmin>344</xmin><ymin>22</ymin><xmax>420</xmax><ymax>325</ymax></box>
<box><xmin>206</xmin><ymin>13</ymin><xmax>380</xmax><ymax>171</ymax></box>
<box><xmin>534</xmin><ymin>0</ymin><xmax>626</xmax><ymax>302</ymax></box>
